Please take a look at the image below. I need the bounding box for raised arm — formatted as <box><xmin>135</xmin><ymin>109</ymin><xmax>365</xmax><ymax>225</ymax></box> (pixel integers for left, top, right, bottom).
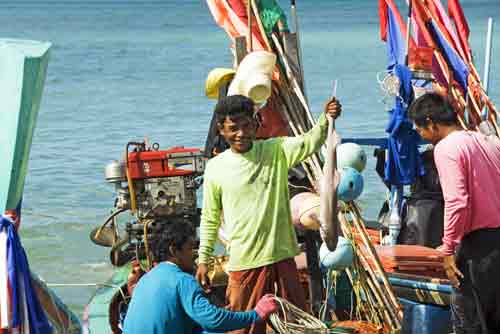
<box><xmin>281</xmin><ymin>98</ymin><xmax>341</xmax><ymax>168</ymax></box>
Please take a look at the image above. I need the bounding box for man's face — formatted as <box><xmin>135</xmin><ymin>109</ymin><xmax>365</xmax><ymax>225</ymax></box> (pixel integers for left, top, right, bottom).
<box><xmin>218</xmin><ymin>113</ymin><xmax>257</xmax><ymax>153</ymax></box>
<box><xmin>176</xmin><ymin>237</ymin><xmax>195</xmax><ymax>274</ymax></box>
<box><xmin>414</xmin><ymin>122</ymin><xmax>441</xmax><ymax>145</ymax></box>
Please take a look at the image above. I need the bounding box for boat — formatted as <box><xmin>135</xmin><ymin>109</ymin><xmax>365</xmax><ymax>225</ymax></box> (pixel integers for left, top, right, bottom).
<box><xmin>84</xmin><ymin>1</ymin><xmax>498</xmax><ymax>333</ymax></box>
<box><xmin>0</xmin><ymin>38</ymin><xmax>82</xmax><ymax>334</ymax></box>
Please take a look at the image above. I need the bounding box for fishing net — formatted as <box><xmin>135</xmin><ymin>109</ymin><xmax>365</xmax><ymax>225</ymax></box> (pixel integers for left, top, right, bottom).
<box><xmin>330</xmin><ymin>320</ymin><xmax>382</xmax><ymax>334</ymax></box>
<box><xmin>338</xmin><ymin>204</ymin><xmax>403</xmax><ymax>333</ymax></box>
<box><xmin>269</xmin><ymin>296</ymin><xmax>382</xmax><ymax>334</ymax></box>
<box><xmin>377</xmin><ymin>71</ymin><xmax>402</xmax><ymax>108</ymax></box>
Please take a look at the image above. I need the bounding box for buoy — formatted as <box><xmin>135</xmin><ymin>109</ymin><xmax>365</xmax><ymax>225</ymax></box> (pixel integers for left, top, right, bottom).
<box><xmin>319</xmin><ymin>237</ymin><xmax>354</xmax><ymax>270</ymax></box>
<box><xmin>337</xmin><ymin>143</ymin><xmax>367</xmax><ymax>172</ymax></box>
<box><xmin>290</xmin><ymin>192</ymin><xmax>320</xmax><ymax>230</ymax></box>
<box><xmin>338</xmin><ymin>167</ymin><xmax>364</xmax><ymax>202</ymax></box>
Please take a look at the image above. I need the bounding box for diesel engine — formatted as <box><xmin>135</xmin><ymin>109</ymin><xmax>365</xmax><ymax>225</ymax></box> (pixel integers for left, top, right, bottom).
<box><xmin>96</xmin><ymin>141</ymin><xmax>205</xmax><ymax>266</ymax></box>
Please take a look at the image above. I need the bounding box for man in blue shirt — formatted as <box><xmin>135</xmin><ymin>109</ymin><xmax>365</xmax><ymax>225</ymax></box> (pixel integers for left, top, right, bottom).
<box><xmin>123</xmin><ymin>221</ymin><xmax>277</xmax><ymax>334</ymax></box>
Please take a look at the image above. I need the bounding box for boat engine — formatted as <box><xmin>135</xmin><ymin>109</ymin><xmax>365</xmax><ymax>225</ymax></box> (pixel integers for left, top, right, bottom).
<box><xmin>99</xmin><ymin>141</ymin><xmax>205</xmax><ymax>266</ymax></box>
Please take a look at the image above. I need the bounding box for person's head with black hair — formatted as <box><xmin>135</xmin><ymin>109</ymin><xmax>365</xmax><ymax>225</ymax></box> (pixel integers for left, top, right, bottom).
<box><xmin>408</xmin><ymin>92</ymin><xmax>461</xmax><ymax>144</ymax></box>
<box><xmin>215</xmin><ymin>95</ymin><xmax>258</xmax><ymax>154</ymax></box>
<box><xmin>160</xmin><ymin>221</ymin><xmax>196</xmax><ymax>273</ymax></box>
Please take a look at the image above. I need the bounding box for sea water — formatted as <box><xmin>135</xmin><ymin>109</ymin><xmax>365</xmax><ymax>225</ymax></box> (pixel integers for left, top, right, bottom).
<box><xmin>1</xmin><ymin>0</ymin><xmax>498</xmax><ymax>314</ymax></box>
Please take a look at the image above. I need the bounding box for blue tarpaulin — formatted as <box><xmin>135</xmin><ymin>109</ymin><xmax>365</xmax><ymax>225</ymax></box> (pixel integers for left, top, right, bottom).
<box><xmin>0</xmin><ymin>203</ymin><xmax>51</xmax><ymax>333</ymax></box>
<box><xmin>384</xmin><ymin>65</ymin><xmax>425</xmax><ymax>186</ymax></box>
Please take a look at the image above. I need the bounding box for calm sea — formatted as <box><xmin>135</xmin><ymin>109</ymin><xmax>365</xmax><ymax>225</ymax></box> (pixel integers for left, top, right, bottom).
<box><xmin>1</xmin><ymin>0</ymin><xmax>499</xmax><ymax>314</ymax></box>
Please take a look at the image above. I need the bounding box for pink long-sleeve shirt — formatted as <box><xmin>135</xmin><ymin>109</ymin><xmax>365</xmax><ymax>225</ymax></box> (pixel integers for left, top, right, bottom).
<box><xmin>434</xmin><ymin>130</ymin><xmax>500</xmax><ymax>256</ymax></box>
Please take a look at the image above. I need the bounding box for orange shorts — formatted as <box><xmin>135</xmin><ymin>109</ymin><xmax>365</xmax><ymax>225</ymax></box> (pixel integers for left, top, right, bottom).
<box><xmin>226</xmin><ymin>258</ymin><xmax>306</xmax><ymax>334</ymax></box>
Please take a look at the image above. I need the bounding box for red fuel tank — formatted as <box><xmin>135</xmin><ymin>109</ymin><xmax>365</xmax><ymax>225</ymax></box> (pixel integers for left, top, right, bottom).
<box><xmin>126</xmin><ymin>147</ymin><xmax>205</xmax><ymax>180</ymax></box>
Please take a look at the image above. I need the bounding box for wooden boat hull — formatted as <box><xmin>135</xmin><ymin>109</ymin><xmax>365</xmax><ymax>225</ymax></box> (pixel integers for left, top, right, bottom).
<box><xmin>31</xmin><ymin>273</ymin><xmax>83</xmax><ymax>334</ymax></box>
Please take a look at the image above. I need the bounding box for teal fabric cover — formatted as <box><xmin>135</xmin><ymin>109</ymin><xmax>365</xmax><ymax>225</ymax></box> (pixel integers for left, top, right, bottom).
<box><xmin>0</xmin><ymin>39</ymin><xmax>51</xmax><ymax>212</ymax></box>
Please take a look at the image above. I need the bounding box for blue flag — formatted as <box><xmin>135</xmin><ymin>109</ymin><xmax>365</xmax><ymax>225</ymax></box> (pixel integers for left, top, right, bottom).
<box><xmin>0</xmin><ymin>203</ymin><xmax>51</xmax><ymax>333</ymax></box>
<box><xmin>428</xmin><ymin>21</ymin><xmax>469</xmax><ymax>94</ymax></box>
<box><xmin>386</xmin><ymin>6</ymin><xmax>406</xmax><ymax>69</ymax></box>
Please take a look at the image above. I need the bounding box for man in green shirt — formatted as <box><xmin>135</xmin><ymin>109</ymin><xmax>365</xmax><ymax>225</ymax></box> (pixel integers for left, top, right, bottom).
<box><xmin>196</xmin><ymin>94</ymin><xmax>341</xmax><ymax>334</ymax></box>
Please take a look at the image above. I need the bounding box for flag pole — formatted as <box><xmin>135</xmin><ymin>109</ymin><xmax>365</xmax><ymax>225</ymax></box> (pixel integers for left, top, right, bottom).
<box><xmin>482</xmin><ymin>18</ymin><xmax>494</xmax><ymax>120</ymax></box>
<box><xmin>290</xmin><ymin>0</ymin><xmax>308</xmax><ymax>101</ymax></box>
<box><xmin>247</xmin><ymin>0</ymin><xmax>253</xmax><ymax>51</ymax></box>
<box><xmin>405</xmin><ymin>0</ymin><xmax>413</xmax><ymax>65</ymax></box>
<box><xmin>483</xmin><ymin>17</ymin><xmax>494</xmax><ymax>95</ymax></box>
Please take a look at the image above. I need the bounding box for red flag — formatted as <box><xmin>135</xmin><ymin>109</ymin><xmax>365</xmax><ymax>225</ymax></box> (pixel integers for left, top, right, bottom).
<box><xmin>411</xmin><ymin>0</ymin><xmax>435</xmax><ymax>49</ymax></box>
<box><xmin>429</xmin><ymin>0</ymin><xmax>468</xmax><ymax>61</ymax></box>
<box><xmin>448</xmin><ymin>0</ymin><xmax>471</xmax><ymax>60</ymax></box>
<box><xmin>425</xmin><ymin>1</ymin><xmax>454</xmax><ymax>45</ymax></box>
<box><xmin>380</xmin><ymin>0</ymin><xmax>415</xmax><ymax>48</ymax></box>
<box><xmin>379</xmin><ymin>0</ymin><xmax>388</xmax><ymax>41</ymax></box>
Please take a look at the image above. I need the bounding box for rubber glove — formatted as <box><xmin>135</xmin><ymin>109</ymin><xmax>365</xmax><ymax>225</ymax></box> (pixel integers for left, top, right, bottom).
<box><xmin>254</xmin><ymin>294</ymin><xmax>278</xmax><ymax>320</ymax></box>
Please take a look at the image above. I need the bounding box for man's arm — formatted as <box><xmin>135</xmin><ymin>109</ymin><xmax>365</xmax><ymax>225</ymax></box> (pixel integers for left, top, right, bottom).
<box><xmin>179</xmin><ymin>276</ymin><xmax>259</xmax><ymax>332</ymax></box>
<box><xmin>434</xmin><ymin>149</ymin><xmax>470</xmax><ymax>256</ymax></box>
<box><xmin>281</xmin><ymin>112</ymin><xmax>328</xmax><ymax>168</ymax></box>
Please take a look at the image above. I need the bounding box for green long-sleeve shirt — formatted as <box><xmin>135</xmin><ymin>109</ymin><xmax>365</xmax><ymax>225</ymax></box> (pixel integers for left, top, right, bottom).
<box><xmin>199</xmin><ymin>113</ymin><xmax>328</xmax><ymax>271</ymax></box>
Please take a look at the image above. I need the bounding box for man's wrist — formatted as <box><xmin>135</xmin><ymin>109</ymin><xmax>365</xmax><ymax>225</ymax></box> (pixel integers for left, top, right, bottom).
<box><xmin>317</xmin><ymin>112</ymin><xmax>328</xmax><ymax>127</ymax></box>
<box><xmin>197</xmin><ymin>250</ymin><xmax>212</xmax><ymax>265</ymax></box>
<box><xmin>441</xmin><ymin>243</ymin><xmax>455</xmax><ymax>257</ymax></box>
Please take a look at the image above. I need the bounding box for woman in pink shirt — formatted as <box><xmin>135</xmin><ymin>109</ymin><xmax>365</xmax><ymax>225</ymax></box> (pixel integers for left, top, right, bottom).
<box><xmin>409</xmin><ymin>93</ymin><xmax>500</xmax><ymax>334</ymax></box>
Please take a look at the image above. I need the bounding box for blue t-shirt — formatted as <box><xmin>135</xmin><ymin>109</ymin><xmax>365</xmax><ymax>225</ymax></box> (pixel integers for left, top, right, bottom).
<box><xmin>123</xmin><ymin>262</ymin><xmax>259</xmax><ymax>334</ymax></box>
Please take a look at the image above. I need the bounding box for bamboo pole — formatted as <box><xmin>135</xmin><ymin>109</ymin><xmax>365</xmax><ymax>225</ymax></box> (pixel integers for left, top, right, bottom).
<box><xmin>274</xmin><ymin>84</ymin><xmax>319</xmax><ymax>184</ymax></box>
<box><xmin>365</xmin><ymin>274</ymin><xmax>396</xmax><ymax>329</ymax></box>
<box><xmin>273</xmin><ymin>87</ymin><xmax>317</xmax><ymax>185</ymax></box>
<box><xmin>290</xmin><ymin>0</ymin><xmax>308</xmax><ymax>102</ymax></box>
<box><xmin>338</xmin><ymin>212</ymin><xmax>401</xmax><ymax>330</ymax></box>
<box><xmin>271</xmin><ymin>33</ymin><xmax>316</xmax><ymax>127</ymax></box>
<box><xmin>349</xmin><ymin>266</ymin><xmax>387</xmax><ymax>328</ymax></box>
<box><xmin>271</xmin><ymin>34</ymin><xmax>325</xmax><ymax>181</ymax></box>
<box><xmin>414</xmin><ymin>3</ymin><xmax>498</xmax><ymax>131</ymax></box>
<box><xmin>276</xmin><ymin>74</ymin><xmax>311</xmax><ymax>131</ymax></box>
<box><xmin>275</xmin><ymin>74</ymin><xmax>323</xmax><ymax>180</ymax></box>
<box><xmin>247</xmin><ymin>0</ymin><xmax>253</xmax><ymax>51</ymax></box>
<box><xmin>250</xmin><ymin>2</ymin><xmax>326</xmax><ymax>175</ymax></box>
<box><xmin>249</xmin><ymin>0</ymin><xmax>321</xmax><ymax>181</ymax></box>
<box><xmin>250</xmin><ymin>0</ymin><xmax>272</xmax><ymax>51</ymax></box>
<box><xmin>349</xmin><ymin>204</ymin><xmax>403</xmax><ymax>322</ymax></box>
<box><xmin>341</xmin><ymin>224</ymin><xmax>394</xmax><ymax>329</ymax></box>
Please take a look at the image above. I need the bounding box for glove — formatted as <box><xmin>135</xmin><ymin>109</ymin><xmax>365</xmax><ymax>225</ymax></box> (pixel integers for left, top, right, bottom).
<box><xmin>254</xmin><ymin>294</ymin><xmax>278</xmax><ymax>320</ymax></box>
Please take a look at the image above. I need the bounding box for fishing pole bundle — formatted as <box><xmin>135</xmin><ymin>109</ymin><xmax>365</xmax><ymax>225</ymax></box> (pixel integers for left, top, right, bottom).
<box><xmin>236</xmin><ymin>1</ymin><xmax>325</xmax><ymax>187</ymax></box>
<box><xmin>338</xmin><ymin>203</ymin><xmax>403</xmax><ymax>334</ymax></box>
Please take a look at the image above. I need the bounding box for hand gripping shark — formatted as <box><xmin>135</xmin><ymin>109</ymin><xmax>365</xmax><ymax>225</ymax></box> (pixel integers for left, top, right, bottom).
<box><xmin>319</xmin><ymin>115</ymin><xmax>341</xmax><ymax>251</ymax></box>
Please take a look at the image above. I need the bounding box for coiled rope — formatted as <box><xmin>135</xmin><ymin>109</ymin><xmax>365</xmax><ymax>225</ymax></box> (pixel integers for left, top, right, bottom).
<box><xmin>269</xmin><ymin>296</ymin><xmax>328</xmax><ymax>334</ymax></box>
